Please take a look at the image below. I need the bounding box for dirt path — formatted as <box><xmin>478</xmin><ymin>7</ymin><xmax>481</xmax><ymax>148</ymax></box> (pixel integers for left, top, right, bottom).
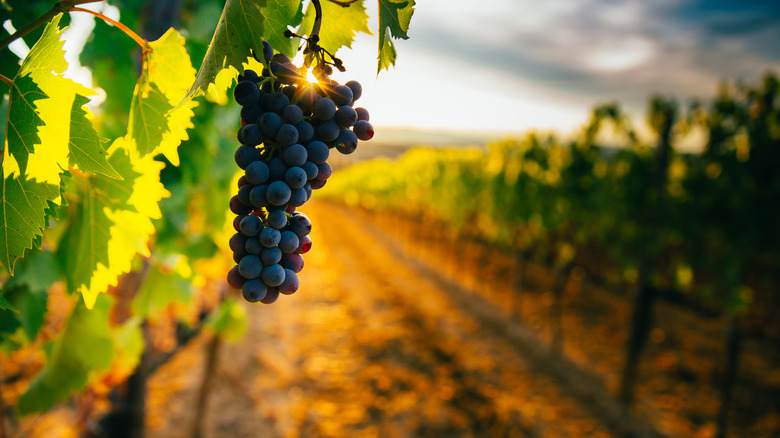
<box><xmin>144</xmin><ymin>200</ymin><xmax>654</xmax><ymax>438</ymax></box>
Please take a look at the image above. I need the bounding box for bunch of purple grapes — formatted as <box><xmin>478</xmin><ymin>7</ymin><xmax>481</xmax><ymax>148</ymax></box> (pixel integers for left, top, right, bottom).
<box><xmin>226</xmin><ymin>40</ymin><xmax>374</xmax><ymax>304</ymax></box>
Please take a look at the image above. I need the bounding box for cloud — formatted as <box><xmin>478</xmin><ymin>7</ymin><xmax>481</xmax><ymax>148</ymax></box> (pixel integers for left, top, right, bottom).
<box><xmin>404</xmin><ymin>0</ymin><xmax>780</xmax><ymax>115</ymax></box>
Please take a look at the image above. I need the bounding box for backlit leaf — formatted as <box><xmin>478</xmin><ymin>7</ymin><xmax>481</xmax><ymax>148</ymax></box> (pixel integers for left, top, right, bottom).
<box><xmin>59</xmin><ymin>138</ymin><xmax>169</xmax><ymax>309</ymax></box>
<box><xmin>377</xmin><ymin>0</ymin><xmax>414</xmax><ymax>72</ymax></box>
<box><xmin>128</xmin><ymin>28</ymin><xmax>197</xmax><ymax>162</ymax></box>
<box><xmin>262</xmin><ymin>0</ymin><xmax>304</xmax><ymax>58</ymax></box>
<box><xmin>182</xmin><ymin>0</ymin><xmax>267</xmax><ymax>103</ymax></box>
<box><xmin>68</xmin><ymin>94</ymin><xmax>120</xmax><ymax>179</ymax></box>
<box><xmin>298</xmin><ymin>0</ymin><xmax>370</xmax><ymax>59</ymax></box>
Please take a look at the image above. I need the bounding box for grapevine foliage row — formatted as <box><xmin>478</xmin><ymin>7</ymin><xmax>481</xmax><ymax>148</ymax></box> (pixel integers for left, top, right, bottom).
<box><xmin>0</xmin><ymin>0</ymin><xmax>414</xmax><ymax>419</ymax></box>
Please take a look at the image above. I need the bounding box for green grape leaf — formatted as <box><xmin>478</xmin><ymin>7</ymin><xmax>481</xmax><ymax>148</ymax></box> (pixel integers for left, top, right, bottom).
<box><xmin>298</xmin><ymin>0</ymin><xmax>370</xmax><ymax>59</ymax></box>
<box><xmin>0</xmin><ymin>168</ymin><xmax>59</xmax><ymax>274</ymax></box>
<box><xmin>128</xmin><ymin>28</ymin><xmax>197</xmax><ymax>162</ymax></box>
<box><xmin>5</xmin><ymin>74</ymin><xmax>47</xmax><ymax>174</ymax></box>
<box><xmin>131</xmin><ymin>256</ymin><xmax>193</xmax><ymax>318</ymax></box>
<box><xmin>182</xmin><ymin>0</ymin><xmax>267</xmax><ymax>103</ymax></box>
<box><xmin>17</xmin><ymin>295</ymin><xmax>115</xmax><ymax>416</ymax></box>
<box><xmin>68</xmin><ymin>94</ymin><xmax>120</xmax><ymax>179</ymax></box>
<box><xmin>262</xmin><ymin>0</ymin><xmax>304</xmax><ymax>58</ymax></box>
<box><xmin>58</xmin><ymin>138</ymin><xmax>169</xmax><ymax>309</ymax></box>
<box><xmin>377</xmin><ymin>0</ymin><xmax>415</xmax><ymax>72</ymax></box>
<box><xmin>1</xmin><ymin>14</ymin><xmax>100</xmax><ymax>273</ymax></box>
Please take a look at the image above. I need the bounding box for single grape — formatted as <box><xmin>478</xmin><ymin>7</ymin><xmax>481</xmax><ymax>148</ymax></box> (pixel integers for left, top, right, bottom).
<box><xmin>271</xmin><ymin>53</ymin><xmax>291</xmax><ymax>64</ymax></box>
<box><xmin>313</xmin><ymin>97</ymin><xmax>337</xmax><ymax>120</ymax></box>
<box><xmin>260</xmin><ymin>287</ymin><xmax>280</xmax><ymax>304</ymax></box>
<box><xmin>245</xmin><ymin>161</ymin><xmax>270</xmax><ymax>185</ymax></box>
<box><xmin>276</xmin><ymin>124</ymin><xmax>299</xmax><ymax>146</ymax></box>
<box><xmin>288</xmin><ymin>212</ymin><xmax>312</xmax><ymax>237</ymax></box>
<box><xmin>239</xmin><ymin>69</ymin><xmax>259</xmax><ymax>83</ymax></box>
<box><xmin>279</xmin><ymin>269</ymin><xmax>299</xmax><ymax>295</ymax></box>
<box><xmin>229</xmin><ymin>233</ymin><xmax>248</xmax><ymax>254</ymax></box>
<box><xmin>239</xmin><ymin>215</ymin><xmax>262</xmax><ymax>237</ymax></box>
<box><xmin>260</xmin><ymin>226</ymin><xmax>282</xmax><ymax>248</ymax></box>
<box><xmin>310</xmin><ymin>179</ymin><xmax>326</xmax><ymax>190</ymax></box>
<box><xmin>266</xmin><ymin>92</ymin><xmax>290</xmax><ymax>115</ymax></box>
<box><xmin>296</xmin><ymin>235</ymin><xmax>312</xmax><ymax>254</ymax></box>
<box><xmin>355</xmin><ymin>107</ymin><xmax>370</xmax><ymax>121</ymax></box>
<box><xmin>237</xmin><ymin>175</ymin><xmax>248</xmax><ymax>189</ymax></box>
<box><xmin>335</xmin><ymin>105</ymin><xmax>358</xmax><ymax>128</ymax></box>
<box><xmin>303</xmin><ymin>183</ymin><xmax>313</xmax><ymax>200</ymax></box>
<box><xmin>259</xmin><ymin>112</ymin><xmax>283</xmax><ymax>138</ymax></box>
<box><xmin>295</xmin><ymin>85</ymin><xmax>319</xmax><ymax>114</ymax></box>
<box><xmin>237</xmin><ymin>184</ymin><xmax>253</xmax><ymax>206</ymax></box>
<box><xmin>317</xmin><ymin>120</ymin><xmax>340</xmax><ymax>142</ymax></box>
<box><xmin>227</xmin><ymin>265</ymin><xmax>246</xmax><ymax>289</ymax></box>
<box><xmin>329</xmin><ymin>84</ymin><xmax>353</xmax><ymax>106</ymax></box>
<box><xmin>279</xmin><ymin>230</ymin><xmax>300</xmax><ymax>254</ymax></box>
<box><xmin>262</xmin><ymin>263</ymin><xmax>286</xmax><ymax>287</ymax></box>
<box><xmin>283</xmin><ymin>104</ymin><xmax>304</xmax><ymax>125</ymax></box>
<box><xmin>345</xmin><ymin>80</ymin><xmax>362</xmax><ymax>102</ymax></box>
<box><xmin>241</xmin><ymin>104</ymin><xmax>263</xmax><ymax>125</ymax></box>
<box><xmin>335</xmin><ymin>129</ymin><xmax>358</xmax><ymax>154</ymax></box>
<box><xmin>230</xmin><ymin>195</ymin><xmax>252</xmax><ymax>215</ymax></box>
<box><xmin>280</xmin><ymin>253</ymin><xmax>304</xmax><ymax>273</ymax></box>
<box><xmin>242</xmin><ymin>124</ymin><xmax>263</xmax><ymax>146</ymax></box>
<box><xmin>238</xmin><ymin>254</ymin><xmax>263</xmax><ymax>279</ymax></box>
<box><xmin>242</xmin><ymin>279</ymin><xmax>267</xmax><ymax>302</ymax></box>
<box><xmin>245</xmin><ymin>236</ymin><xmax>263</xmax><ymax>255</ymax></box>
<box><xmin>233</xmin><ymin>215</ymin><xmax>246</xmax><ymax>232</ymax></box>
<box><xmin>249</xmin><ymin>185</ymin><xmax>269</xmax><ymax>208</ymax></box>
<box><xmin>353</xmin><ymin>120</ymin><xmax>374</xmax><ymax>141</ymax></box>
<box><xmin>296</xmin><ymin>121</ymin><xmax>314</xmax><ymax>143</ymax></box>
<box><xmin>234</xmin><ymin>80</ymin><xmax>260</xmax><ymax>106</ymax></box>
<box><xmin>302</xmin><ymin>161</ymin><xmax>319</xmax><ymax>180</ymax></box>
<box><xmin>262</xmin><ymin>40</ymin><xmax>274</xmax><ymax>62</ymax></box>
<box><xmin>315</xmin><ymin>162</ymin><xmax>333</xmax><ymax>181</ymax></box>
<box><xmin>260</xmin><ymin>246</ymin><xmax>282</xmax><ymax>265</ymax></box>
<box><xmin>282</xmin><ymin>144</ymin><xmax>308</xmax><ymax>167</ymax></box>
<box><xmin>305</xmin><ymin>141</ymin><xmax>329</xmax><ymax>164</ymax></box>
<box><xmin>266</xmin><ymin>180</ymin><xmax>292</xmax><ymax>206</ymax></box>
<box><xmin>235</xmin><ymin>145</ymin><xmax>261</xmax><ymax>169</ymax></box>
<box><xmin>284</xmin><ymin>166</ymin><xmax>308</xmax><ymax>189</ymax></box>
<box><xmin>282</xmin><ymin>85</ymin><xmax>297</xmax><ymax>101</ymax></box>
<box><xmin>266</xmin><ymin>209</ymin><xmax>288</xmax><ymax>229</ymax></box>
<box><xmin>288</xmin><ymin>187</ymin><xmax>308</xmax><ymax>207</ymax></box>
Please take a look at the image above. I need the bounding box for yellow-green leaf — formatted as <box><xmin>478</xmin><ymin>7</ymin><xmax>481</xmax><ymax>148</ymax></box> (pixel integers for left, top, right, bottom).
<box><xmin>128</xmin><ymin>28</ymin><xmax>197</xmax><ymax>162</ymax></box>
<box><xmin>262</xmin><ymin>0</ymin><xmax>304</xmax><ymax>58</ymax></box>
<box><xmin>377</xmin><ymin>0</ymin><xmax>415</xmax><ymax>72</ymax></box>
<box><xmin>59</xmin><ymin>138</ymin><xmax>169</xmax><ymax>309</ymax></box>
<box><xmin>68</xmin><ymin>94</ymin><xmax>120</xmax><ymax>179</ymax></box>
<box><xmin>182</xmin><ymin>0</ymin><xmax>268</xmax><ymax>103</ymax></box>
<box><xmin>298</xmin><ymin>0</ymin><xmax>371</xmax><ymax>60</ymax></box>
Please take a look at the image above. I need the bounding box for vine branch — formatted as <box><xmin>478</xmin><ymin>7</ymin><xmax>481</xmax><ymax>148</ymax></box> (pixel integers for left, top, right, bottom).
<box><xmin>71</xmin><ymin>7</ymin><xmax>149</xmax><ymax>50</ymax></box>
<box><xmin>0</xmin><ymin>0</ymin><xmax>107</xmax><ymax>52</ymax></box>
<box><xmin>0</xmin><ymin>73</ymin><xmax>11</xmax><ymax>86</ymax></box>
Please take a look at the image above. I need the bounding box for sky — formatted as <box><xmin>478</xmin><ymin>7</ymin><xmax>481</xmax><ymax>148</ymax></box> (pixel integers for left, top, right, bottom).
<box><xmin>8</xmin><ymin>0</ymin><xmax>780</xmax><ymax>140</ymax></box>
<box><xmin>327</xmin><ymin>0</ymin><xmax>780</xmax><ymax>138</ymax></box>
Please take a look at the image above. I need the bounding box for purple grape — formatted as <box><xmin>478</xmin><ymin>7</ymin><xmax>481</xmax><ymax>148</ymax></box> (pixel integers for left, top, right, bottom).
<box><xmin>266</xmin><ymin>180</ymin><xmax>292</xmax><ymax>206</ymax></box>
<box><xmin>268</xmin><ymin>157</ymin><xmax>288</xmax><ymax>180</ymax></box>
<box><xmin>230</xmin><ymin>195</ymin><xmax>252</xmax><ymax>215</ymax></box>
<box><xmin>276</xmin><ymin>124</ymin><xmax>299</xmax><ymax>146</ymax></box>
<box><xmin>288</xmin><ymin>212</ymin><xmax>312</xmax><ymax>237</ymax></box>
<box><xmin>259</xmin><ymin>112</ymin><xmax>283</xmax><ymax>138</ymax></box>
<box><xmin>261</xmin><ymin>246</ymin><xmax>282</xmax><ymax>265</ymax></box>
<box><xmin>288</xmin><ymin>187</ymin><xmax>308</xmax><ymax>207</ymax></box>
<box><xmin>242</xmin><ymin>279</ymin><xmax>267</xmax><ymax>302</ymax></box>
<box><xmin>296</xmin><ymin>121</ymin><xmax>314</xmax><ymax>143</ymax></box>
<box><xmin>313</xmin><ymin>97</ymin><xmax>336</xmax><ymax>120</ymax></box>
<box><xmin>305</xmin><ymin>141</ymin><xmax>329</xmax><ymax>164</ymax></box>
<box><xmin>315</xmin><ymin>162</ymin><xmax>332</xmax><ymax>181</ymax></box>
<box><xmin>283</xmin><ymin>104</ymin><xmax>303</xmax><ymax>125</ymax></box>
<box><xmin>279</xmin><ymin>269</ymin><xmax>299</xmax><ymax>295</ymax></box>
<box><xmin>355</xmin><ymin>107</ymin><xmax>369</xmax><ymax>121</ymax></box>
<box><xmin>279</xmin><ymin>230</ymin><xmax>300</xmax><ymax>254</ymax></box>
<box><xmin>260</xmin><ymin>287</ymin><xmax>280</xmax><ymax>304</ymax></box>
<box><xmin>335</xmin><ymin>129</ymin><xmax>358</xmax><ymax>154</ymax></box>
<box><xmin>345</xmin><ymin>80</ymin><xmax>362</xmax><ymax>102</ymax></box>
<box><xmin>245</xmin><ymin>160</ymin><xmax>270</xmax><ymax>185</ymax></box>
<box><xmin>353</xmin><ymin>120</ymin><xmax>374</xmax><ymax>141</ymax></box>
<box><xmin>267</xmin><ymin>209</ymin><xmax>288</xmax><ymax>229</ymax></box>
<box><xmin>280</xmin><ymin>253</ymin><xmax>304</xmax><ymax>273</ymax></box>
<box><xmin>238</xmin><ymin>254</ymin><xmax>263</xmax><ymax>279</ymax></box>
<box><xmin>329</xmin><ymin>85</ymin><xmax>353</xmax><ymax>106</ymax></box>
<box><xmin>227</xmin><ymin>265</ymin><xmax>246</xmax><ymax>289</ymax></box>
<box><xmin>239</xmin><ymin>215</ymin><xmax>262</xmax><ymax>236</ymax></box>
<box><xmin>245</xmin><ymin>236</ymin><xmax>263</xmax><ymax>255</ymax></box>
<box><xmin>249</xmin><ymin>185</ymin><xmax>269</xmax><ymax>208</ymax></box>
<box><xmin>282</xmin><ymin>144</ymin><xmax>308</xmax><ymax>167</ymax></box>
<box><xmin>302</xmin><ymin>161</ymin><xmax>319</xmax><ymax>180</ymax></box>
<box><xmin>235</xmin><ymin>145</ymin><xmax>261</xmax><ymax>169</ymax></box>
<box><xmin>317</xmin><ymin>120</ymin><xmax>340</xmax><ymax>142</ymax></box>
<box><xmin>260</xmin><ymin>226</ymin><xmax>282</xmax><ymax>248</ymax></box>
<box><xmin>234</xmin><ymin>80</ymin><xmax>260</xmax><ymax>106</ymax></box>
<box><xmin>285</xmin><ymin>166</ymin><xmax>307</xmax><ymax>189</ymax></box>
<box><xmin>335</xmin><ymin>105</ymin><xmax>357</xmax><ymax>128</ymax></box>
